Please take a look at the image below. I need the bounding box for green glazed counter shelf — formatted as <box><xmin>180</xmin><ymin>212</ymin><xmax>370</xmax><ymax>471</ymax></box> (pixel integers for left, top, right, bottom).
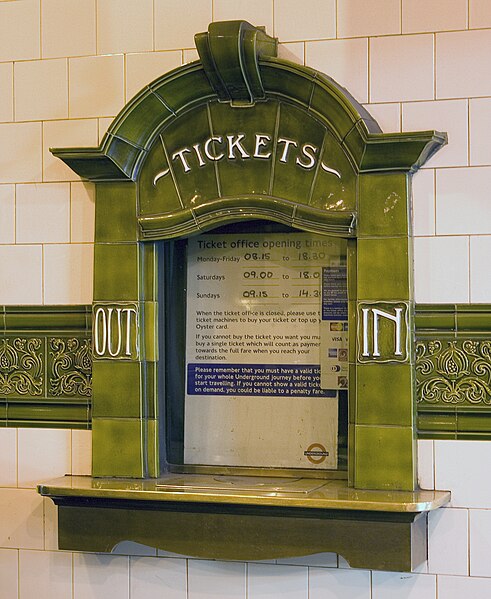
<box><xmin>35</xmin><ymin>20</ymin><xmax>452</xmax><ymax>571</ymax></box>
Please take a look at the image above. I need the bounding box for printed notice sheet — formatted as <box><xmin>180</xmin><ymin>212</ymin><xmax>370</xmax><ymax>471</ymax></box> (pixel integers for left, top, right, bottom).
<box><xmin>184</xmin><ymin>232</ymin><xmax>348</xmax><ymax>470</ymax></box>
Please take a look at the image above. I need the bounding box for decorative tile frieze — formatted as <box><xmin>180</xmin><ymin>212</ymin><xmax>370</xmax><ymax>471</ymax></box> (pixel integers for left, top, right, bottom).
<box><xmin>0</xmin><ymin>337</ymin><xmax>43</xmax><ymax>396</ymax></box>
<box><xmin>49</xmin><ymin>337</ymin><xmax>92</xmax><ymax>397</ymax></box>
<box><xmin>0</xmin><ymin>306</ymin><xmax>92</xmax><ymax>429</ymax></box>
<box><xmin>416</xmin><ymin>339</ymin><xmax>491</xmax><ymax>406</ymax></box>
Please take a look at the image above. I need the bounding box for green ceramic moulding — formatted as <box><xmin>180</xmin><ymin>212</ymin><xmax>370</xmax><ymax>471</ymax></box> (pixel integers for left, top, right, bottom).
<box><xmin>357</xmin><ymin>237</ymin><xmax>411</xmax><ymax>301</ymax></box>
<box><xmin>357</xmin><ymin>364</ymin><xmax>414</xmax><ymax>426</ymax></box>
<box><xmin>355</xmin><ymin>425</ymin><xmax>415</xmax><ymax>491</ymax></box>
<box><xmin>358</xmin><ymin>173</ymin><xmax>408</xmax><ymax>238</ymax></box>
<box><xmin>93</xmin><ymin>244</ymin><xmax>139</xmax><ymax>302</ymax></box>
<box><xmin>91</xmin><ymin>361</ymin><xmax>143</xmax><ymax>419</ymax></box>
<box><xmin>95</xmin><ymin>183</ymin><xmax>139</xmax><ymax>243</ymax></box>
<box><xmin>92</xmin><ymin>417</ymin><xmax>145</xmax><ymax>478</ymax></box>
<box><xmin>208</xmin><ymin>100</ymin><xmax>277</xmax><ymax>197</ymax></box>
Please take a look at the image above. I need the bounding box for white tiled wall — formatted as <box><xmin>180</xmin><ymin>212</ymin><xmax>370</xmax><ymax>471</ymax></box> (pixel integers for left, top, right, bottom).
<box><xmin>1</xmin><ymin>1</ymin><xmax>490</xmax><ymax>597</ymax></box>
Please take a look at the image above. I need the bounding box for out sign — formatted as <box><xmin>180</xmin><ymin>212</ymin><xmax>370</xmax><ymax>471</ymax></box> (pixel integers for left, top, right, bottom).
<box><xmin>93</xmin><ymin>303</ymin><xmax>139</xmax><ymax>359</ymax></box>
<box><xmin>357</xmin><ymin>302</ymin><xmax>408</xmax><ymax>363</ymax></box>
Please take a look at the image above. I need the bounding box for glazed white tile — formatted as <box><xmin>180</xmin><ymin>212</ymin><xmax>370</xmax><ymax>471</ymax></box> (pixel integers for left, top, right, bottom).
<box><xmin>337</xmin><ymin>0</ymin><xmax>400</xmax><ymax>38</ymax></box>
<box><xmin>98</xmin><ymin>118</ymin><xmax>113</xmax><ymax>143</ymax></box>
<box><xmin>436</xmin><ymin>167</ymin><xmax>491</xmax><ymax>235</ymax></box>
<box><xmin>437</xmin><ymin>30</ymin><xmax>491</xmax><ymax>99</ymax></box>
<box><xmin>274</xmin><ymin>0</ymin><xmax>336</xmax><ymax>42</ymax></box>
<box><xmin>0</xmin><ymin>245</ymin><xmax>43</xmax><ymax>305</ymax></box>
<box><xmin>213</xmin><ymin>0</ymin><xmax>274</xmax><ymax>33</ymax></box>
<box><xmin>16</xmin><ymin>183</ymin><xmax>70</xmax><ymax>243</ymax></box>
<box><xmin>19</xmin><ymin>549</ymin><xmax>72</xmax><ymax>599</ymax></box>
<box><xmin>276</xmin><ymin>552</ymin><xmax>337</xmax><ymax>567</ymax></box>
<box><xmin>470</xmin><ymin>509</ymin><xmax>491</xmax><ymax>576</ymax></box>
<box><xmin>0</xmin><ymin>184</ymin><xmax>15</xmax><ymax>244</ymax></box>
<box><xmin>42</xmin><ymin>0</ymin><xmax>96</xmax><ymax>59</ymax></box>
<box><xmin>413</xmin><ymin>236</ymin><xmax>469</xmax><ymax>303</ymax></box>
<box><xmin>435</xmin><ymin>440</ymin><xmax>491</xmax><ymax>508</ymax></box>
<box><xmin>372</xmin><ymin>572</ymin><xmax>436</xmax><ymax>599</ymax></box>
<box><xmin>43</xmin><ymin>119</ymin><xmax>99</xmax><ymax>182</ymax></box>
<box><xmin>187</xmin><ymin>560</ymin><xmax>246</xmax><ymax>599</ymax></box>
<box><xmin>428</xmin><ymin>508</ymin><xmax>468</xmax><ymax>575</ymax></box>
<box><xmin>306</xmin><ymin>37</ymin><xmax>368</xmax><ymax>104</ymax></box>
<box><xmin>43</xmin><ymin>497</ymin><xmax>59</xmax><ymax>551</ymax></box>
<box><xmin>69</xmin><ymin>54</ymin><xmax>124</xmax><ymax>119</ymax></box>
<box><xmin>417</xmin><ymin>439</ymin><xmax>435</xmax><ymax>490</ymax></box>
<box><xmin>97</xmin><ymin>0</ymin><xmax>153</xmax><ymax>55</ymax></box>
<box><xmin>402</xmin><ymin>0</ymin><xmax>467</xmax><ymax>33</ymax></box>
<box><xmin>0</xmin><ymin>122</ymin><xmax>42</xmax><ymax>183</ymax></box>
<box><xmin>130</xmin><ymin>556</ymin><xmax>187</xmax><ymax>599</ymax></box>
<box><xmin>370</xmin><ymin>35</ymin><xmax>434</xmax><ymax>103</ymax></box>
<box><xmin>126</xmin><ymin>51</ymin><xmax>182</xmax><ymax>101</ymax></box>
<box><xmin>248</xmin><ymin>563</ymin><xmax>308</xmax><ymax>599</ymax></box>
<box><xmin>0</xmin><ymin>62</ymin><xmax>13</xmax><ymax>123</ymax></box>
<box><xmin>469</xmin><ymin>98</ymin><xmax>491</xmax><ymax>166</ymax></box>
<box><xmin>411</xmin><ymin>169</ymin><xmax>435</xmax><ymax>237</ymax></box>
<box><xmin>309</xmin><ymin>568</ymin><xmax>370</xmax><ymax>599</ymax></box>
<box><xmin>402</xmin><ymin>100</ymin><xmax>468</xmax><ymax>168</ymax></box>
<box><xmin>18</xmin><ymin>429</ymin><xmax>71</xmax><ymax>489</ymax></box>
<box><xmin>0</xmin><ymin>548</ymin><xmax>18</xmax><ymax>599</ymax></box>
<box><xmin>470</xmin><ymin>0</ymin><xmax>491</xmax><ymax>28</ymax></box>
<box><xmin>71</xmin><ymin>429</ymin><xmax>92</xmax><ymax>476</ymax></box>
<box><xmin>278</xmin><ymin>42</ymin><xmax>304</xmax><ymax>64</ymax></box>
<box><xmin>0</xmin><ymin>488</ymin><xmax>44</xmax><ymax>549</ymax></box>
<box><xmin>0</xmin><ymin>428</ymin><xmax>16</xmax><ymax>487</ymax></box>
<box><xmin>437</xmin><ymin>575</ymin><xmax>491</xmax><ymax>599</ymax></box>
<box><xmin>43</xmin><ymin>243</ymin><xmax>94</xmax><ymax>304</ymax></box>
<box><xmin>182</xmin><ymin>49</ymin><xmax>200</xmax><ymax>64</ymax></box>
<box><xmin>470</xmin><ymin>236</ymin><xmax>491</xmax><ymax>302</ymax></box>
<box><xmin>73</xmin><ymin>553</ymin><xmax>129</xmax><ymax>599</ymax></box>
<box><xmin>155</xmin><ymin>0</ymin><xmax>212</xmax><ymax>50</ymax></box>
<box><xmin>15</xmin><ymin>59</ymin><xmax>68</xmax><ymax>122</ymax></box>
<box><xmin>363</xmin><ymin>103</ymin><xmax>401</xmax><ymax>133</ymax></box>
<box><xmin>71</xmin><ymin>182</ymin><xmax>95</xmax><ymax>243</ymax></box>
<box><xmin>0</xmin><ymin>0</ymin><xmax>40</xmax><ymax>61</ymax></box>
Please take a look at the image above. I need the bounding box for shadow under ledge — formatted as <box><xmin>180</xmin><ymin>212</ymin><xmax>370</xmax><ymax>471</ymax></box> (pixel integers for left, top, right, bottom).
<box><xmin>38</xmin><ymin>474</ymin><xmax>450</xmax><ymax>572</ymax></box>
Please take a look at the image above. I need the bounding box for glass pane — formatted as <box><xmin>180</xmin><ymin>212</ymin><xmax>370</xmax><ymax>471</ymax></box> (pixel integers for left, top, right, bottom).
<box><xmin>167</xmin><ymin>226</ymin><xmax>349</xmax><ymax>472</ymax></box>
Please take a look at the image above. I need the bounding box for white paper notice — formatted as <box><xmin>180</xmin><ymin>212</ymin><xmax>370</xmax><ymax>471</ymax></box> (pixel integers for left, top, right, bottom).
<box><xmin>184</xmin><ymin>232</ymin><xmax>347</xmax><ymax>470</ymax></box>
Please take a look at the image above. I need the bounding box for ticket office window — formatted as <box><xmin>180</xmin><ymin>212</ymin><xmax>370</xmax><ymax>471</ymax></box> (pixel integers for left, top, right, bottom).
<box><xmin>161</xmin><ymin>222</ymin><xmax>349</xmax><ymax>477</ymax></box>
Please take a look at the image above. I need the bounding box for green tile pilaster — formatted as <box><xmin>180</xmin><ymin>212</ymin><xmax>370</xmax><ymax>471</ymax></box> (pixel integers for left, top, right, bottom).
<box><xmin>357</xmin><ymin>364</ymin><xmax>414</xmax><ymax>426</ymax></box>
<box><xmin>354</xmin><ymin>171</ymin><xmax>416</xmax><ymax>491</ymax></box>
<box><xmin>95</xmin><ymin>182</ymin><xmax>139</xmax><ymax>243</ymax></box>
<box><xmin>93</xmin><ymin>243</ymin><xmax>139</xmax><ymax>302</ymax></box>
<box><xmin>92</xmin><ymin>418</ymin><xmax>144</xmax><ymax>478</ymax></box>
<box><xmin>354</xmin><ymin>425</ymin><xmax>415</xmax><ymax>491</ymax></box>
<box><xmin>92</xmin><ymin>361</ymin><xmax>142</xmax><ymax>418</ymax></box>
<box><xmin>358</xmin><ymin>173</ymin><xmax>408</xmax><ymax>238</ymax></box>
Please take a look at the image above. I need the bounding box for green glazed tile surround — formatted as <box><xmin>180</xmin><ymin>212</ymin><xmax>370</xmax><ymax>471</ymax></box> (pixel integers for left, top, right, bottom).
<box><xmin>45</xmin><ymin>20</ymin><xmax>447</xmax><ymax>494</ymax></box>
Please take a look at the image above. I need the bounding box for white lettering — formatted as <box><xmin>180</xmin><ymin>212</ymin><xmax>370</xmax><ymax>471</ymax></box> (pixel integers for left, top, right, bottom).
<box><xmin>204</xmin><ymin>136</ymin><xmax>224</xmax><ymax>161</ymax></box>
<box><xmin>227</xmin><ymin>134</ymin><xmax>250</xmax><ymax>159</ymax></box>
<box><xmin>107</xmin><ymin>308</ymin><xmax>123</xmax><ymax>357</ymax></box>
<box><xmin>361</xmin><ymin>306</ymin><xmax>405</xmax><ymax>359</ymax></box>
<box><xmin>253</xmin><ymin>134</ymin><xmax>272</xmax><ymax>159</ymax></box>
<box><xmin>296</xmin><ymin>143</ymin><xmax>317</xmax><ymax>169</ymax></box>
<box><xmin>172</xmin><ymin>148</ymin><xmax>192</xmax><ymax>173</ymax></box>
<box><xmin>277</xmin><ymin>137</ymin><xmax>298</xmax><ymax>163</ymax></box>
<box><xmin>192</xmin><ymin>143</ymin><xmax>206</xmax><ymax>167</ymax></box>
<box><xmin>94</xmin><ymin>307</ymin><xmax>107</xmax><ymax>356</ymax></box>
<box><xmin>372</xmin><ymin>308</ymin><xmax>403</xmax><ymax>357</ymax></box>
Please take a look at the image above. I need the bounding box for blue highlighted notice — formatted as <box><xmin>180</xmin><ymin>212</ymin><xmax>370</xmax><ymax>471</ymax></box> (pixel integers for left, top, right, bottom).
<box><xmin>187</xmin><ymin>363</ymin><xmax>336</xmax><ymax>397</ymax></box>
